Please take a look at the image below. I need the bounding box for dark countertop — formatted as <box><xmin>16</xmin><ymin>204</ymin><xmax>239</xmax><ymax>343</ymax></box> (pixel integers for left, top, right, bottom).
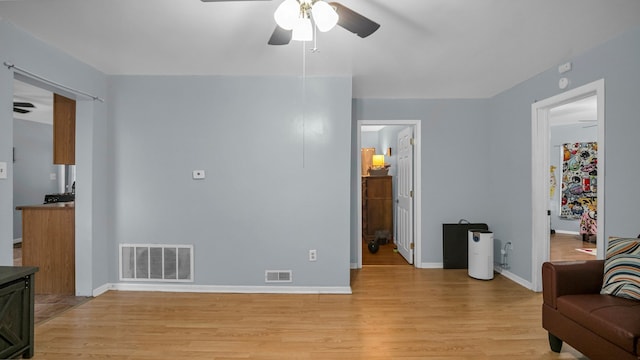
<box><xmin>16</xmin><ymin>202</ymin><xmax>75</xmax><ymax>210</ymax></box>
<box><xmin>0</xmin><ymin>266</ymin><xmax>39</xmax><ymax>284</ymax></box>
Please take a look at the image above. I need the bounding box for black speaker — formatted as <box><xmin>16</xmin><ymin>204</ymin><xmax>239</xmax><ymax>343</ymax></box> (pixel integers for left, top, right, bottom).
<box><xmin>367</xmin><ymin>239</ymin><xmax>379</xmax><ymax>254</ymax></box>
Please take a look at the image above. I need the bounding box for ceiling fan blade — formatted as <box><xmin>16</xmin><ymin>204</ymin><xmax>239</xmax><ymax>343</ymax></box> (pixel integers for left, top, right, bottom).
<box><xmin>13</xmin><ymin>107</ymin><xmax>31</xmax><ymax>114</ymax></box>
<box><xmin>268</xmin><ymin>26</ymin><xmax>292</xmax><ymax>45</ymax></box>
<box><xmin>329</xmin><ymin>2</ymin><xmax>380</xmax><ymax>38</ymax></box>
<box><xmin>13</xmin><ymin>102</ymin><xmax>35</xmax><ymax>108</ymax></box>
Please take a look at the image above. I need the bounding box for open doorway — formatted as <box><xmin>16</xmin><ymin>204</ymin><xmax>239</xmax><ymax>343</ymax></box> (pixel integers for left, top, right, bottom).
<box><xmin>356</xmin><ymin>120</ymin><xmax>422</xmax><ymax>268</ymax></box>
<box><xmin>549</xmin><ymin>96</ymin><xmax>598</xmax><ymax>261</ymax></box>
<box><xmin>12</xmin><ymin>77</ymin><xmax>77</xmax><ymax>296</ymax></box>
<box><xmin>531</xmin><ymin>79</ymin><xmax>605</xmax><ymax>291</ymax></box>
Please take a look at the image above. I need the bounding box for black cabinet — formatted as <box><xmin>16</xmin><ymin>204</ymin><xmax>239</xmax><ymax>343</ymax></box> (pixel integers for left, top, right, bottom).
<box><xmin>0</xmin><ymin>266</ymin><xmax>38</xmax><ymax>359</ymax></box>
<box><xmin>442</xmin><ymin>223</ymin><xmax>488</xmax><ymax>269</ymax></box>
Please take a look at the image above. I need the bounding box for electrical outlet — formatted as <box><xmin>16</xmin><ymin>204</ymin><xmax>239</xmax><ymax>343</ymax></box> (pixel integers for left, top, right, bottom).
<box><xmin>309</xmin><ymin>249</ymin><xmax>317</xmax><ymax>262</ymax></box>
<box><xmin>192</xmin><ymin>170</ymin><xmax>206</xmax><ymax>179</ymax></box>
<box><xmin>0</xmin><ymin>162</ymin><xmax>6</xmax><ymax>179</ymax></box>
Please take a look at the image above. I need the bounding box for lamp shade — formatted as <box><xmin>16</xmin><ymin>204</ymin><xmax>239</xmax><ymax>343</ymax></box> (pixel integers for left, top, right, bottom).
<box><xmin>372</xmin><ymin>154</ymin><xmax>385</xmax><ymax>167</ymax></box>
<box><xmin>311</xmin><ymin>1</ymin><xmax>339</xmax><ymax>32</ymax></box>
<box><xmin>292</xmin><ymin>17</ymin><xmax>313</xmax><ymax>41</ymax></box>
<box><xmin>274</xmin><ymin>0</ymin><xmax>299</xmax><ymax>30</ymax></box>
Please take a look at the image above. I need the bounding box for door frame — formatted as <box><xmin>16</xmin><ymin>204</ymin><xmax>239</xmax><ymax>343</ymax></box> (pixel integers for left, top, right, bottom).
<box><xmin>356</xmin><ymin>119</ymin><xmax>422</xmax><ymax>268</ymax></box>
<box><xmin>531</xmin><ymin>79</ymin><xmax>605</xmax><ymax>291</ymax></box>
<box><xmin>11</xmin><ymin>74</ymin><xmax>91</xmax><ymax>296</ymax></box>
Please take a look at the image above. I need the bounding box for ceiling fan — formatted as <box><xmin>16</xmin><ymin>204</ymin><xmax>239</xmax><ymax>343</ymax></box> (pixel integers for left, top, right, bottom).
<box><xmin>200</xmin><ymin>0</ymin><xmax>380</xmax><ymax>45</ymax></box>
<box><xmin>13</xmin><ymin>102</ymin><xmax>35</xmax><ymax>114</ymax></box>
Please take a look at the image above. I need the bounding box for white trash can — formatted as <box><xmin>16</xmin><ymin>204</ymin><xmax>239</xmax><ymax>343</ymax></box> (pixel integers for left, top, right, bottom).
<box><xmin>468</xmin><ymin>230</ymin><xmax>494</xmax><ymax>280</ymax></box>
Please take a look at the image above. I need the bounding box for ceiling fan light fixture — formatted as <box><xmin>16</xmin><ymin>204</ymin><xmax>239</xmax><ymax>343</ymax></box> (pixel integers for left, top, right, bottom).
<box><xmin>312</xmin><ymin>1</ymin><xmax>338</xmax><ymax>32</ymax></box>
<box><xmin>292</xmin><ymin>17</ymin><xmax>313</xmax><ymax>42</ymax></box>
<box><xmin>274</xmin><ymin>0</ymin><xmax>299</xmax><ymax>30</ymax></box>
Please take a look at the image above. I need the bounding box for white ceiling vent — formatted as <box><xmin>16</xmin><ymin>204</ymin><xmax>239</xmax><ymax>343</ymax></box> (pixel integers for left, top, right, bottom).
<box><xmin>120</xmin><ymin>244</ymin><xmax>193</xmax><ymax>282</ymax></box>
<box><xmin>265</xmin><ymin>270</ymin><xmax>292</xmax><ymax>283</ymax></box>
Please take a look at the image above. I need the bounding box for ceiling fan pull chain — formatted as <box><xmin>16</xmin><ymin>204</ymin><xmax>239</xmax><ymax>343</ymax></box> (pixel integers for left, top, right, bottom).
<box><xmin>301</xmin><ymin>40</ymin><xmax>307</xmax><ymax>168</ymax></box>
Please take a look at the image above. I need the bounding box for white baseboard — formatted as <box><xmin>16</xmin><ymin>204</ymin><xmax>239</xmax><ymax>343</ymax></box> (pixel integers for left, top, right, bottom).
<box><xmin>92</xmin><ymin>283</ymin><xmax>111</xmax><ymax>297</ymax></box>
<box><xmin>100</xmin><ymin>283</ymin><xmax>352</xmax><ymax>295</ymax></box>
<box><xmin>554</xmin><ymin>230</ymin><xmax>579</xmax><ymax>235</ymax></box>
<box><xmin>494</xmin><ymin>266</ymin><xmax>533</xmax><ymax>290</ymax></box>
<box><xmin>419</xmin><ymin>262</ymin><xmax>443</xmax><ymax>269</ymax></box>
<box><xmin>351</xmin><ymin>262</ymin><xmax>443</xmax><ymax>269</ymax></box>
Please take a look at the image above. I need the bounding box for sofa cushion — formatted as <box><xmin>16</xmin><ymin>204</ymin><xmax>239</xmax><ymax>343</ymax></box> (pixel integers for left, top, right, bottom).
<box><xmin>601</xmin><ymin>238</ymin><xmax>640</xmax><ymax>300</ymax></box>
<box><xmin>557</xmin><ymin>294</ymin><xmax>640</xmax><ymax>353</ymax></box>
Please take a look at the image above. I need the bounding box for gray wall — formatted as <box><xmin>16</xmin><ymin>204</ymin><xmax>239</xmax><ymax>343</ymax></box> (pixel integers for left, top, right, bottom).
<box><xmin>486</xmin><ymin>26</ymin><xmax>640</xmax><ymax>281</ymax></box>
<box><xmin>107</xmin><ymin>75</ymin><xmax>352</xmax><ymax>287</ymax></box>
<box><xmin>12</xmin><ymin>119</ymin><xmax>58</xmax><ymax>240</ymax></box>
<box><xmin>2</xmin><ymin>16</ymin><xmax>639</xmax><ymax>291</ymax></box>
<box><xmin>352</xmin><ymin>99</ymin><xmax>492</xmax><ymax>266</ymax></box>
<box><xmin>378</xmin><ymin>125</ymin><xmax>405</xmax><ymax>178</ymax></box>
<box><xmin>549</xmin><ymin>123</ymin><xmax>598</xmax><ymax>233</ymax></box>
<box><xmin>361</xmin><ymin>131</ymin><xmax>378</xmax><ymax>149</ymax></box>
<box><xmin>353</xmin><ymin>27</ymin><xmax>640</xmax><ymax>281</ymax></box>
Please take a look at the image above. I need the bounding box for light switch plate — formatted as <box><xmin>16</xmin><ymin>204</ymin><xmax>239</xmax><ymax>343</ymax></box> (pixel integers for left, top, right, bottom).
<box><xmin>0</xmin><ymin>162</ymin><xmax>7</xmax><ymax>179</ymax></box>
<box><xmin>192</xmin><ymin>170</ymin><xmax>206</xmax><ymax>180</ymax></box>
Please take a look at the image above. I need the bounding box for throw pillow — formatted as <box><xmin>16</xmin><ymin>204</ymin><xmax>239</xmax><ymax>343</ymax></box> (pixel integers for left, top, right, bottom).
<box><xmin>601</xmin><ymin>238</ymin><xmax>640</xmax><ymax>300</ymax></box>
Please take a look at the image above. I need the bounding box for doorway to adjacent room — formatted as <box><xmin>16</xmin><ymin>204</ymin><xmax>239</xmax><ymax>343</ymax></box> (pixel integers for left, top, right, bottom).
<box><xmin>531</xmin><ymin>79</ymin><xmax>605</xmax><ymax>291</ymax></box>
<box><xmin>356</xmin><ymin>120</ymin><xmax>422</xmax><ymax>268</ymax></box>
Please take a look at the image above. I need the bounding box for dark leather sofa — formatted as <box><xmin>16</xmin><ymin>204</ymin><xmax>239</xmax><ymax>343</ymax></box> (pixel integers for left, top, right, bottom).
<box><xmin>542</xmin><ymin>260</ymin><xmax>640</xmax><ymax>359</ymax></box>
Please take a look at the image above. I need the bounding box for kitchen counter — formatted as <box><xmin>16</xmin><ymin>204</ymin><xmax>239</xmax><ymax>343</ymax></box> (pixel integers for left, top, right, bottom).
<box><xmin>15</xmin><ymin>203</ymin><xmax>75</xmax><ymax>295</ymax></box>
<box><xmin>16</xmin><ymin>201</ymin><xmax>75</xmax><ymax>210</ymax></box>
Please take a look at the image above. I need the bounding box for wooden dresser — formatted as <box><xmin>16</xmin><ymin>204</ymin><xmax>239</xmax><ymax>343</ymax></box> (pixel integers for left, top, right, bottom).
<box><xmin>362</xmin><ymin>176</ymin><xmax>393</xmax><ymax>241</ymax></box>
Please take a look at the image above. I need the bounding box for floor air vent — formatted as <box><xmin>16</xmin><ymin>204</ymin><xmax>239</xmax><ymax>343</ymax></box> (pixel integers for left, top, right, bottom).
<box><xmin>265</xmin><ymin>270</ymin><xmax>292</xmax><ymax>283</ymax></box>
<box><xmin>120</xmin><ymin>244</ymin><xmax>193</xmax><ymax>282</ymax></box>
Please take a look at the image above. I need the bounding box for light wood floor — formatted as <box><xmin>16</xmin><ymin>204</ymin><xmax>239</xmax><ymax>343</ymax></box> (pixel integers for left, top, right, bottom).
<box><xmin>33</xmin><ymin>267</ymin><xmax>587</xmax><ymax>359</ymax></box>
<box><xmin>362</xmin><ymin>233</ymin><xmax>596</xmax><ymax>266</ymax></box>
<box><xmin>362</xmin><ymin>239</ymin><xmax>410</xmax><ymax>265</ymax></box>
<box><xmin>550</xmin><ymin>233</ymin><xmax>597</xmax><ymax>261</ymax></box>
<box><xmin>13</xmin><ymin>243</ymin><xmax>91</xmax><ymax>324</ymax></box>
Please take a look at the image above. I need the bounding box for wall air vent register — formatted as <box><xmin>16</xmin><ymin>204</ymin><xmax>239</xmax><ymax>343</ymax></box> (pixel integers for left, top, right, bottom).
<box><xmin>120</xmin><ymin>244</ymin><xmax>193</xmax><ymax>282</ymax></box>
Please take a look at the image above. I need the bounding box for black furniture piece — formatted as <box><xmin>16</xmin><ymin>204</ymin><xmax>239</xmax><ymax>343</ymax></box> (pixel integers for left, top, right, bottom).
<box><xmin>0</xmin><ymin>266</ymin><xmax>38</xmax><ymax>359</ymax></box>
<box><xmin>442</xmin><ymin>222</ymin><xmax>488</xmax><ymax>269</ymax></box>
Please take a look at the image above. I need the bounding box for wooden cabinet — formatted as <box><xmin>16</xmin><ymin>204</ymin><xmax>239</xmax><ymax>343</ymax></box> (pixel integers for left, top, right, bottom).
<box><xmin>53</xmin><ymin>93</ymin><xmax>76</xmax><ymax>165</ymax></box>
<box><xmin>362</xmin><ymin>176</ymin><xmax>393</xmax><ymax>241</ymax></box>
<box><xmin>0</xmin><ymin>266</ymin><xmax>38</xmax><ymax>359</ymax></box>
<box><xmin>16</xmin><ymin>203</ymin><xmax>75</xmax><ymax>295</ymax></box>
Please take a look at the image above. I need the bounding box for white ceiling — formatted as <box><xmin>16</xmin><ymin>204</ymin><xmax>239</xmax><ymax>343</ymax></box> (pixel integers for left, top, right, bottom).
<box><xmin>549</xmin><ymin>95</ymin><xmax>597</xmax><ymax>127</ymax></box>
<box><xmin>1</xmin><ymin>0</ymin><xmax>640</xmax><ymax>99</ymax></box>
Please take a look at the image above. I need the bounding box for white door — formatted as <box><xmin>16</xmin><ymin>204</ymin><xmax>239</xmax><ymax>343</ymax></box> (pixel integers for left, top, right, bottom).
<box><xmin>396</xmin><ymin>127</ymin><xmax>414</xmax><ymax>264</ymax></box>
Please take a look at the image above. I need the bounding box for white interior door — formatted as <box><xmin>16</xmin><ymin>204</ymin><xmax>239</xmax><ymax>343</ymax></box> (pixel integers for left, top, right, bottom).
<box><xmin>396</xmin><ymin>127</ymin><xmax>414</xmax><ymax>264</ymax></box>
